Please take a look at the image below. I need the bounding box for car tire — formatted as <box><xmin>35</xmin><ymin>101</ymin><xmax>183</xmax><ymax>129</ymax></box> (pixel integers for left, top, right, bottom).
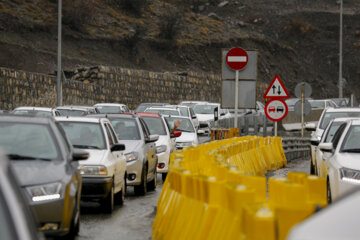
<box><xmin>134</xmin><ymin>164</ymin><xmax>147</xmax><ymax>196</ymax></box>
<box><xmin>115</xmin><ymin>177</ymin><xmax>126</xmax><ymax>206</ymax></box>
<box><xmin>162</xmin><ymin>173</ymin><xmax>167</xmax><ymax>182</ymax></box>
<box><xmin>327</xmin><ymin>178</ymin><xmax>332</xmax><ymax>204</ymax></box>
<box><xmin>147</xmin><ymin>168</ymin><xmax>157</xmax><ymax>191</ymax></box>
<box><xmin>103</xmin><ymin>183</ymin><xmax>114</xmax><ymax>214</ymax></box>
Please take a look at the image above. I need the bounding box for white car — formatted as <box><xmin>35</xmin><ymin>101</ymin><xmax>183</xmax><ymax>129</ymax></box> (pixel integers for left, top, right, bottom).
<box><xmin>94</xmin><ymin>103</ymin><xmax>130</xmax><ymax>113</ymax></box>
<box><xmin>319</xmin><ymin>119</ymin><xmax>360</xmax><ymax>203</ymax></box>
<box><xmin>306</xmin><ymin>108</ymin><xmax>360</xmax><ymax>174</ymax></box>
<box><xmin>137</xmin><ymin>112</ymin><xmax>180</xmax><ymax>181</ymax></box>
<box><xmin>12</xmin><ymin>106</ymin><xmax>60</xmax><ymax>117</ymax></box>
<box><xmin>163</xmin><ymin>115</ymin><xmax>200</xmax><ymax>150</ymax></box>
<box><xmin>144</xmin><ymin>106</ymin><xmax>181</xmax><ymax>116</ymax></box>
<box><xmin>57</xmin><ymin>116</ymin><xmax>127</xmax><ymax>213</ymax></box>
<box><xmin>163</xmin><ymin>105</ymin><xmax>200</xmax><ymax>130</ymax></box>
<box><xmin>314</xmin><ymin>117</ymin><xmax>360</xmax><ymax>177</ymax></box>
<box><xmin>193</xmin><ymin>103</ymin><xmax>231</xmax><ymax>134</ymax></box>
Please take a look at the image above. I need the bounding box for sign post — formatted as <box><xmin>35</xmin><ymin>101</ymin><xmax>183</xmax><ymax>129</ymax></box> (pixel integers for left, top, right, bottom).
<box><xmin>294</xmin><ymin>82</ymin><xmax>312</xmax><ymax>138</ymax></box>
<box><xmin>225</xmin><ymin>47</ymin><xmax>249</xmax><ymax>128</ymax></box>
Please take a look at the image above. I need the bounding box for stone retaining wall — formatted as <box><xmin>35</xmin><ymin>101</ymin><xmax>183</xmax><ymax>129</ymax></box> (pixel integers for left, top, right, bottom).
<box><xmin>0</xmin><ymin>66</ymin><xmax>267</xmax><ymax>110</ymax></box>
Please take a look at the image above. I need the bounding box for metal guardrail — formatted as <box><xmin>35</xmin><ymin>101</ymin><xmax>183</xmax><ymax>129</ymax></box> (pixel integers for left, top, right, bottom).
<box><xmin>282</xmin><ymin>137</ymin><xmax>311</xmax><ymax>161</ymax></box>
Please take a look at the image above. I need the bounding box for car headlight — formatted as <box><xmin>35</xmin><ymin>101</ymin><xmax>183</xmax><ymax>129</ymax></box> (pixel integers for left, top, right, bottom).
<box><xmin>27</xmin><ymin>182</ymin><xmax>62</xmax><ymax>202</ymax></box>
<box><xmin>340</xmin><ymin>168</ymin><xmax>360</xmax><ymax>184</ymax></box>
<box><xmin>125</xmin><ymin>152</ymin><xmax>138</xmax><ymax>162</ymax></box>
<box><xmin>79</xmin><ymin>165</ymin><xmax>108</xmax><ymax>176</ymax></box>
<box><xmin>156</xmin><ymin>145</ymin><xmax>167</xmax><ymax>154</ymax></box>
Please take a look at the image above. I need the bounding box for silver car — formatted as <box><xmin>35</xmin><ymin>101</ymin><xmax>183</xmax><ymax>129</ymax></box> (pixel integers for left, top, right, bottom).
<box><xmin>0</xmin><ymin>115</ymin><xmax>88</xmax><ymax>238</ymax></box>
<box><xmin>102</xmin><ymin>114</ymin><xmax>158</xmax><ymax>196</ymax></box>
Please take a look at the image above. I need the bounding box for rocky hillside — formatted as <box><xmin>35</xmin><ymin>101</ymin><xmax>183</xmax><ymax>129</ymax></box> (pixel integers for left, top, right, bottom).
<box><xmin>0</xmin><ymin>0</ymin><xmax>359</xmax><ymax>98</ymax></box>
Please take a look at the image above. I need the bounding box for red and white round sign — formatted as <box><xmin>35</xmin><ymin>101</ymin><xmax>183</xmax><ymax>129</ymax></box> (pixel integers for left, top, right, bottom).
<box><xmin>265</xmin><ymin>99</ymin><xmax>288</xmax><ymax>122</ymax></box>
<box><xmin>226</xmin><ymin>47</ymin><xmax>248</xmax><ymax>71</ymax></box>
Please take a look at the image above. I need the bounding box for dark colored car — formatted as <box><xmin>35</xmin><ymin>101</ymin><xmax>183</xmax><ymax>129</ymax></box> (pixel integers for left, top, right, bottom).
<box><xmin>0</xmin><ymin>115</ymin><xmax>88</xmax><ymax>238</ymax></box>
<box><xmin>0</xmin><ymin>151</ymin><xmax>45</xmax><ymax>240</ymax></box>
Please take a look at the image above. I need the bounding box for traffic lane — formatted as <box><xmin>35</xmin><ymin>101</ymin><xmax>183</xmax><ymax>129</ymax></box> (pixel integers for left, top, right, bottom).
<box><xmin>268</xmin><ymin>157</ymin><xmax>310</xmax><ymax>179</ymax></box>
<box><xmin>198</xmin><ymin>135</ymin><xmax>210</xmax><ymax>144</ymax></box>
<box><xmin>76</xmin><ymin>176</ymin><xmax>163</xmax><ymax>240</ymax></box>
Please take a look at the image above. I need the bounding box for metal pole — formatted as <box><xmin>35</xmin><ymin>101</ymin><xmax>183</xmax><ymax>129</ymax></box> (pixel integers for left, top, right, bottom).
<box><xmin>57</xmin><ymin>0</ymin><xmax>62</xmax><ymax>106</ymax></box>
<box><xmin>301</xmin><ymin>83</ymin><xmax>304</xmax><ymax>138</ymax></box>
<box><xmin>339</xmin><ymin>0</ymin><xmax>343</xmax><ymax>98</ymax></box>
<box><xmin>274</xmin><ymin>121</ymin><xmax>277</xmax><ymax>136</ymax></box>
<box><xmin>234</xmin><ymin>70</ymin><xmax>239</xmax><ymax>128</ymax></box>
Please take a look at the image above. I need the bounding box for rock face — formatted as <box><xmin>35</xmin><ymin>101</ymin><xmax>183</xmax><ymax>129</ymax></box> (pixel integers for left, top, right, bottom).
<box><xmin>218</xmin><ymin>1</ymin><xmax>229</xmax><ymax>7</ymax></box>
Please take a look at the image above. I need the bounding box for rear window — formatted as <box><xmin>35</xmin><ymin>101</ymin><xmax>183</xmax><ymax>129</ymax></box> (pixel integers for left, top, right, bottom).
<box><xmin>13</xmin><ymin>110</ymin><xmax>52</xmax><ymax>117</ymax></box>
<box><xmin>320</xmin><ymin>112</ymin><xmax>360</xmax><ymax>129</ymax></box>
<box><xmin>110</xmin><ymin>118</ymin><xmax>141</xmax><ymax>140</ymax></box>
<box><xmin>142</xmin><ymin>117</ymin><xmax>167</xmax><ymax>135</ymax></box>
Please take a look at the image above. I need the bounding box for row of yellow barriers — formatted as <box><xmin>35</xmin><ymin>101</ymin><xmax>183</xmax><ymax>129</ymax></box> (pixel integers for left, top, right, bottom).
<box><xmin>152</xmin><ymin>136</ymin><xmax>327</xmax><ymax>240</ymax></box>
<box><xmin>210</xmin><ymin>128</ymin><xmax>239</xmax><ymax>140</ymax></box>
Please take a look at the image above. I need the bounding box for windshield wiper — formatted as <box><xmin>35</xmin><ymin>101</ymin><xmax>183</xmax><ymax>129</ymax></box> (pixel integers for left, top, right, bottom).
<box><xmin>342</xmin><ymin>149</ymin><xmax>360</xmax><ymax>153</ymax></box>
<box><xmin>7</xmin><ymin>154</ymin><xmax>51</xmax><ymax>161</ymax></box>
<box><xmin>73</xmin><ymin>145</ymin><xmax>101</xmax><ymax>149</ymax></box>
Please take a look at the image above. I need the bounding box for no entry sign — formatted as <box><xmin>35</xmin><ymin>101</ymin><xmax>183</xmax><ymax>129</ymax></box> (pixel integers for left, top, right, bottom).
<box><xmin>226</xmin><ymin>47</ymin><xmax>248</xmax><ymax>71</ymax></box>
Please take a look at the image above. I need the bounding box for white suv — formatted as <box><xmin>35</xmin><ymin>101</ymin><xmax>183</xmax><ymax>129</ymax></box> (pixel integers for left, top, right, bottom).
<box><xmin>57</xmin><ymin>116</ymin><xmax>127</xmax><ymax>213</ymax></box>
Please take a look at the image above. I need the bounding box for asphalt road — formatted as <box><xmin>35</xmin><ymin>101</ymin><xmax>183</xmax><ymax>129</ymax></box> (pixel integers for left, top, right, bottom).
<box><xmin>76</xmin><ymin>143</ymin><xmax>310</xmax><ymax>240</ymax></box>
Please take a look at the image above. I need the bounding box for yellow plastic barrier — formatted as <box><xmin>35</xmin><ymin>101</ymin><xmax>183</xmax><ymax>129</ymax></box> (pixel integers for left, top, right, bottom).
<box><xmin>153</xmin><ymin>136</ymin><xmax>326</xmax><ymax>240</ymax></box>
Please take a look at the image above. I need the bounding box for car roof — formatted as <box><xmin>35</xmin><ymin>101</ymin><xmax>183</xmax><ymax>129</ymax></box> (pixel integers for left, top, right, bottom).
<box><xmin>55</xmin><ymin>116</ymin><xmax>102</xmax><ymax>123</ymax></box>
<box><xmin>325</xmin><ymin>107</ymin><xmax>360</xmax><ymax>113</ymax></box>
<box><xmin>146</xmin><ymin>106</ymin><xmax>180</xmax><ymax>111</ymax></box>
<box><xmin>138</xmin><ymin>102</ymin><xmax>169</xmax><ymax>105</ymax></box>
<box><xmin>87</xmin><ymin>113</ymin><xmax>137</xmax><ymax>119</ymax></box>
<box><xmin>162</xmin><ymin>115</ymin><xmax>192</xmax><ymax>120</ymax></box>
<box><xmin>13</xmin><ymin>106</ymin><xmax>54</xmax><ymax>111</ymax></box>
<box><xmin>94</xmin><ymin>103</ymin><xmax>127</xmax><ymax>106</ymax></box>
<box><xmin>136</xmin><ymin>112</ymin><xmax>161</xmax><ymax>118</ymax></box>
<box><xmin>349</xmin><ymin>119</ymin><xmax>360</xmax><ymax>125</ymax></box>
<box><xmin>332</xmin><ymin>117</ymin><xmax>360</xmax><ymax>123</ymax></box>
<box><xmin>0</xmin><ymin>115</ymin><xmax>54</xmax><ymax>124</ymax></box>
<box><xmin>56</xmin><ymin>106</ymin><xmax>88</xmax><ymax>111</ymax></box>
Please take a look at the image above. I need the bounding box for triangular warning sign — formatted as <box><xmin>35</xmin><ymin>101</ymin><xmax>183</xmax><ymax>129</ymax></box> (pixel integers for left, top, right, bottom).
<box><xmin>263</xmin><ymin>75</ymin><xmax>290</xmax><ymax>99</ymax></box>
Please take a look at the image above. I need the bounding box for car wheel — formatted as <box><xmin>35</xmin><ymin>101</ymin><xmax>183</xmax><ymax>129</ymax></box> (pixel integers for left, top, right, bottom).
<box><xmin>115</xmin><ymin>177</ymin><xmax>126</xmax><ymax>206</ymax></box>
<box><xmin>147</xmin><ymin>167</ymin><xmax>157</xmax><ymax>191</ymax></box>
<box><xmin>134</xmin><ymin>164</ymin><xmax>147</xmax><ymax>196</ymax></box>
<box><xmin>327</xmin><ymin>178</ymin><xmax>332</xmax><ymax>204</ymax></box>
<box><xmin>162</xmin><ymin>173</ymin><xmax>167</xmax><ymax>182</ymax></box>
<box><xmin>103</xmin><ymin>183</ymin><xmax>114</xmax><ymax>214</ymax></box>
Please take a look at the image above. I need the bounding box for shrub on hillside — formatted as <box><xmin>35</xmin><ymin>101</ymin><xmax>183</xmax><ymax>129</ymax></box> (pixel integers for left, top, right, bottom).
<box><xmin>62</xmin><ymin>0</ymin><xmax>97</xmax><ymax>31</ymax></box>
<box><xmin>158</xmin><ymin>11</ymin><xmax>182</xmax><ymax>40</ymax></box>
<box><xmin>108</xmin><ymin>0</ymin><xmax>147</xmax><ymax>15</ymax></box>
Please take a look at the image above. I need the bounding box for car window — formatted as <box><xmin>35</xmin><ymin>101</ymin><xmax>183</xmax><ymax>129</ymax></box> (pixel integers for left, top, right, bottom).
<box><xmin>310</xmin><ymin>101</ymin><xmax>325</xmax><ymax>109</ymax></box>
<box><xmin>110</xmin><ymin>118</ymin><xmax>141</xmax><ymax>140</ymax></box>
<box><xmin>190</xmin><ymin>108</ymin><xmax>196</xmax><ymax>117</ymax></box>
<box><xmin>341</xmin><ymin>125</ymin><xmax>360</xmax><ymax>151</ymax></box>
<box><xmin>12</xmin><ymin>110</ymin><xmax>53</xmax><ymax>117</ymax></box>
<box><xmin>54</xmin><ymin>122</ymin><xmax>71</xmax><ymax>155</ymax></box>
<box><xmin>179</xmin><ymin>107</ymin><xmax>189</xmax><ymax>117</ymax></box>
<box><xmin>0</xmin><ymin>122</ymin><xmax>59</xmax><ymax>160</ymax></box>
<box><xmin>145</xmin><ymin>109</ymin><xmax>180</xmax><ymax>115</ymax></box>
<box><xmin>193</xmin><ymin>104</ymin><xmax>217</xmax><ymax>114</ymax></box>
<box><xmin>57</xmin><ymin>109</ymin><xmax>87</xmax><ymax>116</ymax></box>
<box><xmin>142</xmin><ymin>117</ymin><xmax>167</xmax><ymax>135</ymax></box>
<box><xmin>165</xmin><ymin>117</ymin><xmax>195</xmax><ymax>133</ymax></box>
<box><xmin>0</xmin><ymin>192</ymin><xmax>17</xmax><ymax>240</ymax></box>
<box><xmin>135</xmin><ymin>105</ymin><xmax>148</xmax><ymax>112</ymax></box>
<box><xmin>139</xmin><ymin>118</ymin><xmax>150</xmax><ymax>139</ymax></box>
<box><xmin>96</xmin><ymin>106</ymin><xmax>122</xmax><ymax>114</ymax></box>
<box><xmin>59</xmin><ymin>122</ymin><xmax>106</xmax><ymax>149</ymax></box>
<box><xmin>104</xmin><ymin>124</ymin><xmax>114</xmax><ymax>146</ymax></box>
<box><xmin>320</xmin><ymin>112</ymin><xmax>360</xmax><ymax>129</ymax></box>
<box><xmin>324</xmin><ymin>122</ymin><xmax>342</xmax><ymax>143</ymax></box>
<box><xmin>107</xmin><ymin>124</ymin><xmax>119</xmax><ymax>143</ymax></box>
<box><xmin>331</xmin><ymin>123</ymin><xmax>347</xmax><ymax>150</ymax></box>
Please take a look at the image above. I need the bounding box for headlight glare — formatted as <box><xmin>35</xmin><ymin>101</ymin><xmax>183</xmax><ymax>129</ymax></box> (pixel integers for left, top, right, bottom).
<box><xmin>156</xmin><ymin>145</ymin><xmax>167</xmax><ymax>154</ymax></box>
<box><xmin>79</xmin><ymin>165</ymin><xmax>108</xmax><ymax>176</ymax></box>
<box><xmin>27</xmin><ymin>183</ymin><xmax>62</xmax><ymax>202</ymax></box>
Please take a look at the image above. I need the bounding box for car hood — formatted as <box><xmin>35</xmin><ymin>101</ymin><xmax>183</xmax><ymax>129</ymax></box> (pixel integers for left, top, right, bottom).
<box><xmin>118</xmin><ymin>140</ymin><xmax>142</xmax><ymax>154</ymax></box>
<box><xmin>336</xmin><ymin>153</ymin><xmax>360</xmax><ymax>170</ymax></box>
<box><xmin>176</xmin><ymin>132</ymin><xmax>197</xmax><ymax>143</ymax></box>
<box><xmin>78</xmin><ymin>149</ymin><xmax>107</xmax><ymax>165</ymax></box>
<box><xmin>196</xmin><ymin>114</ymin><xmax>214</xmax><ymax>122</ymax></box>
<box><xmin>156</xmin><ymin>135</ymin><xmax>169</xmax><ymax>146</ymax></box>
<box><xmin>11</xmin><ymin>160</ymin><xmax>67</xmax><ymax>187</ymax></box>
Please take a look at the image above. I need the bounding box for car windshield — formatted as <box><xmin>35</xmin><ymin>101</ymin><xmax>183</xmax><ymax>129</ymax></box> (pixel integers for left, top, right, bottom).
<box><xmin>178</xmin><ymin>107</ymin><xmax>189</xmax><ymax>117</ymax></box>
<box><xmin>165</xmin><ymin>117</ymin><xmax>195</xmax><ymax>133</ymax></box>
<box><xmin>0</xmin><ymin>122</ymin><xmax>59</xmax><ymax>160</ymax></box>
<box><xmin>309</xmin><ymin>100</ymin><xmax>325</xmax><ymax>109</ymax></box>
<box><xmin>110</xmin><ymin>118</ymin><xmax>141</xmax><ymax>140</ymax></box>
<box><xmin>95</xmin><ymin>106</ymin><xmax>122</xmax><ymax>114</ymax></box>
<box><xmin>57</xmin><ymin>109</ymin><xmax>87</xmax><ymax>116</ymax></box>
<box><xmin>320</xmin><ymin>112</ymin><xmax>360</xmax><ymax>129</ymax></box>
<box><xmin>341</xmin><ymin>126</ymin><xmax>360</xmax><ymax>152</ymax></box>
<box><xmin>193</xmin><ymin>105</ymin><xmax>217</xmax><ymax>114</ymax></box>
<box><xmin>59</xmin><ymin>122</ymin><xmax>106</xmax><ymax>149</ymax></box>
<box><xmin>12</xmin><ymin>110</ymin><xmax>52</xmax><ymax>117</ymax></box>
<box><xmin>142</xmin><ymin>117</ymin><xmax>167</xmax><ymax>135</ymax></box>
<box><xmin>145</xmin><ymin>109</ymin><xmax>180</xmax><ymax>116</ymax></box>
<box><xmin>324</xmin><ymin>122</ymin><xmax>342</xmax><ymax>142</ymax></box>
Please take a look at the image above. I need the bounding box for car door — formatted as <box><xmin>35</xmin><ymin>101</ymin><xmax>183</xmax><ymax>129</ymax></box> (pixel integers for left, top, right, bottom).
<box><xmin>103</xmin><ymin>122</ymin><xmax>123</xmax><ymax>193</ymax></box>
<box><xmin>139</xmin><ymin>119</ymin><xmax>157</xmax><ymax>177</ymax></box>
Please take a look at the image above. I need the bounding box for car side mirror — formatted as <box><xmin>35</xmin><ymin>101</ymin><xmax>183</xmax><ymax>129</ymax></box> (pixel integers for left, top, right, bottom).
<box><xmin>319</xmin><ymin>142</ymin><xmax>333</xmax><ymax>152</ymax></box>
<box><xmin>170</xmin><ymin>131</ymin><xmax>182</xmax><ymax>138</ymax></box>
<box><xmin>146</xmin><ymin>135</ymin><xmax>159</xmax><ymax>143</ymax></box>
<box><xmin>192</xmin><ymin>115</ymin><xmax>197</xmax><ymax>119</ymax></box>
<box><xmin>72</xmin><ymin>149</ymin><xmax>89</xmax><ymax>161</ymax></box>
<box><xmin>214</xmin><ymin>107</ymin><xmax>219</xmax><ymax>121</ymax></box>
<box><xmin>305</xmin><ymin>123</ymin><xmax>316</xmax><ymax>131</ymax></box>
<box><xmin>310</xmin><ymin>139</ymin><xmax>320</xmax><ymax>146</ymax></box>
<box><xmin>110</xmin><ymin>143</ymin><xmax>126</xmax><ymax>152</ymax></box>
